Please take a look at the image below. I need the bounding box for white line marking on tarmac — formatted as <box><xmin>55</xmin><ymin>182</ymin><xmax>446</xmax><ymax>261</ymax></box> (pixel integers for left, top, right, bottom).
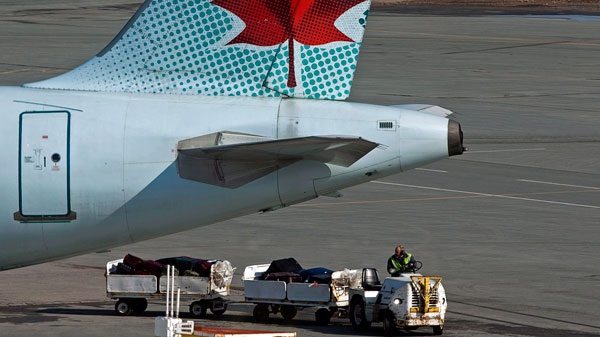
<box><xmin>415</xmin><ymin>168</ymin><xmax>448</xmax><ymax>173</ymax></box>
<box><xmin>372</xmin><ymin>181</ymin><xmax>600</xmax><ymax>209</ymax></box>
<box><xmin>517</xmin><ymin>179</ymin><xmax>600</xmax><ymax>190</ymax></box>
<box><xmin>466</xmin><ymin>148</ymin><xmax>545</xmax><ymax>153</ymax></box>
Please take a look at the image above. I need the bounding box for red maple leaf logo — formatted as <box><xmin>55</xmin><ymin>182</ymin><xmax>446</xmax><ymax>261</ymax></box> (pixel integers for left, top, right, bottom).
<box><xmin>213</xmin><ymin>0</ymin><xmax>365</xmax><ymax>88</ymax></box>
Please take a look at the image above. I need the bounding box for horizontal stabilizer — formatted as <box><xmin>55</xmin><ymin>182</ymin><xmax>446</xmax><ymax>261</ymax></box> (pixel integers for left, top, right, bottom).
<box><xmin>25</xmin><ymin>0</ymin><xmax>372</xmax><ymax>100</ymax></box>
<box><xmin>177</xmin><ymin>132</ymin><xmax>378</xmax><ymax>188</ymax></box>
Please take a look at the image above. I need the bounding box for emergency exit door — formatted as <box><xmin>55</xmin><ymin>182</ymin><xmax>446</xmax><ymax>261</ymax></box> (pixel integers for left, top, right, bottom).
<box><xmin>16</xmin><ymin>111</ymin><xmax>75</xmax><ymax>221</ymax></box>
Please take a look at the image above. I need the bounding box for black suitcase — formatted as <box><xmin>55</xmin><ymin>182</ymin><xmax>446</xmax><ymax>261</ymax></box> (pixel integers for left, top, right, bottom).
<box><xmin>115</xmin><ymin>262</ymin><xmax>135</xmax><ymax>274</ymax></box>
<box><xmin>262</xmin><ymin>257</ymin><xmax>303</xmax><ymax>279</ymax></box>
<box><xmin>263</xmin><ymin>271</ymin><xmax>302</xmax><ymax>283</ymax></box>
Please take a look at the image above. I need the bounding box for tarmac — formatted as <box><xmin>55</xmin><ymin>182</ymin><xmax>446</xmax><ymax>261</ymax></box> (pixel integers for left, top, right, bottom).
<box><xmin>0</xmin><ymin>1</ymin><xmax>599</xmax><ymax>337</ymax></box>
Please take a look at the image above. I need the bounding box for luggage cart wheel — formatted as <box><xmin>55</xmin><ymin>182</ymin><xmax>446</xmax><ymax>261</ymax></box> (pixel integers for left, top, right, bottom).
<box><xmin>132</xmin><ymin>298</ymin><xmax>148</xmax><ymax>314</ymax></box>
<box><xmin>210</xmin><ymin>304</ymin><xmax>227</xmax><ymax>316</ymax></box>
<box><xmin>190</xmin><ymin>301</ymin><xmax>207</xmax><ymax>318</ymax></box>
<box><xmin>280</xmin><ymin>305</ymin><xmax>297</xmax><ymax>320</ymax></box>
<box><xmin>115</xmin><ymin>299</ymin><xmax>133</xmax><ymax>316</ymax></box>
<box><xmin>253</xmin><ymin>304</ymin><xmax>269</xmax><ymax>323</ymax></box>
<box><xmin>208</xmin><ymin>298</ymin><xmax>227</xmax><ymax>316</ymax></box>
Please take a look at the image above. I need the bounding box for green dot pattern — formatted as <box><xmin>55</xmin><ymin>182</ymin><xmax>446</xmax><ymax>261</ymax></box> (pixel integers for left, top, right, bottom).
<box><xmin>31</xmin><ymin>0</ymin><xmax>369</xmax><ymax>100</ymax></box>
<box><xmin>301</xmin><ymin>44</ymin><xmax>360</xmax><ymax>100</ymax></box>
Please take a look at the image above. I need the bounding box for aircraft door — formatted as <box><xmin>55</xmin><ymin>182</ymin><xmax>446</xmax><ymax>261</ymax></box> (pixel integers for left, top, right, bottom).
<box><xmin>16</xmin><ymin>111</ymin><xmax>76</xmax><ymax>221</ymax></box>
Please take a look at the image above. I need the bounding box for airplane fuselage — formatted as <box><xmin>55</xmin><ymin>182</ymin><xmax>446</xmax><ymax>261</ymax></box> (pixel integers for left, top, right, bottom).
<box><xmin>1</xmin><ymin>86</ymin><xmax>455</xmax><ymax>269</ymax></box>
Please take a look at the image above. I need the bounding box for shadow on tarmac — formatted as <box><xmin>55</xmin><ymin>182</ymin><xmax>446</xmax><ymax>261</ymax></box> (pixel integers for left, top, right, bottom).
<box><xmin>23</xmin><ymin>305</ymin><xmax>600</xmax><ymax>337</ymax></box>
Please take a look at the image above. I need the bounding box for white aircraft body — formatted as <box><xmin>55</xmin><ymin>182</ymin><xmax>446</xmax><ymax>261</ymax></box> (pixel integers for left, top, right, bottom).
<box><xmin>0</xmin><ymin>0</ymin><xmax>464</xmax><ymax>270</ymax></box>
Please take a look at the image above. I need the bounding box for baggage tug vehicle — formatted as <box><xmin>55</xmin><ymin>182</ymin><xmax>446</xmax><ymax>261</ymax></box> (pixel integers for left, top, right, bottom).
<box><xmin>348</xmin><ymin>268</ymin><xmax>447</xmax><ymax>335</ymax></box>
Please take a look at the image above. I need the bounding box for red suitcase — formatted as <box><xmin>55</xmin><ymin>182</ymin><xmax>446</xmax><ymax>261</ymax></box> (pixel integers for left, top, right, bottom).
<box><xmin>141</xmin><ymin>259</ymin><xmax>164</xmax><ymax>276</ymax></box>
<box><xmin>123</xmin><ymin>253</ymin><xmax>144</xmax><ymax>268</ymax></box>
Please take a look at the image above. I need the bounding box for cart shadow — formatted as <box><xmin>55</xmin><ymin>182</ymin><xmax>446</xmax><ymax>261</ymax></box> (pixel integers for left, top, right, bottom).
<box><xmin>37</xmin><ymin>307</ymin><xmax>114</xmax><ymax>317</ymax></box>
<box><xmin>34</xmin><ymin>307</ymin><xmax>436</xmax><ymax>336</ymax></box>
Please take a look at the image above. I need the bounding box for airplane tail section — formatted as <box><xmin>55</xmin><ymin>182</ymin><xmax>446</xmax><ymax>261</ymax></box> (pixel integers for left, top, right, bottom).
<box><xmin>25</xmin><ymin>0</ymin><xmax>371</xmax><ymax>100</ymax></box>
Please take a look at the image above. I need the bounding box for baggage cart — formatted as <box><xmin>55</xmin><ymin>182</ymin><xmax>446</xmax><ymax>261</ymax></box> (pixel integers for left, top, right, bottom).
<box><xmin>242</xmin><ymin>264</ymin><xmax>361</xmax><ymax>325</ymax></box>
<box><xmin>106</xmin><ymin>259</ymin><xmax>235</xmax><ymax>317</ymax></box>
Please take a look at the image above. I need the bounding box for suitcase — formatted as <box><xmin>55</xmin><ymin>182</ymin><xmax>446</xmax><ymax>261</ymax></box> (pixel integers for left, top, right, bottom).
<box><xmin>262</xmin><ymin>257</ymin><xmax>303</xmax><ymax>278</ymax></box>
<box><xmin>141</xmin><ymin>259</ymin><xmax>164</xmax><ymax>276</ymax></box>
<box><xmin>263</xmin><ymin>271</ymin><xmax>302</xmax><ymax>283</ymax></box>
<box><xmin>115</xmin><ymin>262</ymin><xmax>135</xmax><ymax>275</ymax></box>
<box><xmin>123</xmin><ymin>253</ymin><xmax>144</xmax><ymax>268</ymax></box>
<box><xmin>193</xmin><ymin>259</ymin><xmax>213</xmax><ymax>277</ymax></box>
<box><xmin>157</xmin><ymin>256</ymin><xmax>214</xmax><ymax>277</ymax></box>
<box><xmin>299</xmin><ymin>267</ymin><xmax>334</xmax><ymax>283</ymax></box>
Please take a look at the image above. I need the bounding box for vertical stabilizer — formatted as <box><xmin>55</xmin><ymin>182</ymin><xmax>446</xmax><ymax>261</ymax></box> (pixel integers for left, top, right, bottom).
<box><xmin>25</xmin><ymin>0</ymin><xmax>371</xmax><ymax>100</ymax></box>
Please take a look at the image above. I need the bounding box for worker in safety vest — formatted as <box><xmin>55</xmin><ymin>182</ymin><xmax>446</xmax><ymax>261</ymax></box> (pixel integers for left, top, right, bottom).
<box><xmin>387</xmin><ymin>244</ymin><xmax>416</xmax><ymax>276</ymax></box>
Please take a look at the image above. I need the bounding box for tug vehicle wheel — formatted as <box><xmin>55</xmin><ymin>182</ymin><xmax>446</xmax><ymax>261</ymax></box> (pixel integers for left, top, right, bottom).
<box><xmin>349</xmin><ymin>298</ymin><xmax>371</xmax><ymax>331</ymax></box>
